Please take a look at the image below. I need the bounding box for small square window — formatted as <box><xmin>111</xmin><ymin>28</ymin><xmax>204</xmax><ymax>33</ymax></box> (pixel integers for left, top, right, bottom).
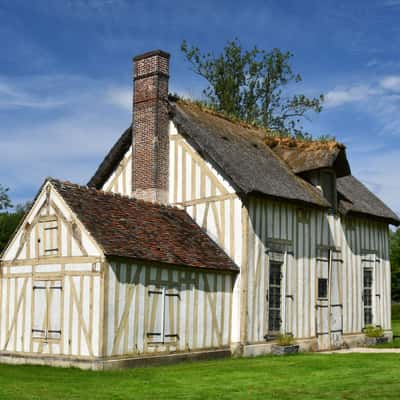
<box><xmin>318</xmin><ymin>278</ymin><xmax>328</xmax><ymax>299</ymax></box>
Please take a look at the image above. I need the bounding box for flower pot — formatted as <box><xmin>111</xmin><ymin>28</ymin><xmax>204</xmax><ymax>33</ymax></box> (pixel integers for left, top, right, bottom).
<box><xmin>365</xmin><ymin>336</ymin><xmax>388</xmax><ymax>346</ymax></box>
<box><xmin>271</xmin><ymin>344</ymin><xmax>299</xmax><ymax>355</ymax></box>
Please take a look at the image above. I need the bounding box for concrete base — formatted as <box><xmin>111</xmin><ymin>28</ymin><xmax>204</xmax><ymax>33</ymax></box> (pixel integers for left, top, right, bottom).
<box><xmin>243</xmin><ymin>337</ymin><xmax>317</xmax><ymax>357</ymax></box>
<box><xmin>0</xmin><ymin>349</ymin><xmax>231</xmax><ymax>371</ymax></box>
<box><xmin>342</xmin><ymin>333</ymin><xmax>367</xmax><ymax>349</ymax></box>
<box><xmin>271</xmin><ymin>344</ymin><xmax>299</xmax><ymax>355</ymax></box>
<box><xmin>1</xmin><ymin>331</ymin><xmax>393</xmax><ymax>370</ymax></box>
<box><xmin>384</xmin><ymin>330</ymin><xmax>394</xmax><ymax>341</ymax></box>
<box><xmin>365</xmin><ymin>336</ymin><xmax>389</xmax><ymax>346</ymax></box>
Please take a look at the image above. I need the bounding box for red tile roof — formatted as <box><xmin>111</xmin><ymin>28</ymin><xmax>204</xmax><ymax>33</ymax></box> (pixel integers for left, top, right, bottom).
<box><xmin>50</xmin><ymin>179</ymin><xmax>238</xmax><ymax>272</ymax></box>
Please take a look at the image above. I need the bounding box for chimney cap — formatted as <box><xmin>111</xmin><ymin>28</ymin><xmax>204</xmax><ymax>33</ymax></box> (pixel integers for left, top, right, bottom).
<box><xmin>133</xmin><ymin>49</ymin><xmax>170</xmax><ymax>62</ymax></box>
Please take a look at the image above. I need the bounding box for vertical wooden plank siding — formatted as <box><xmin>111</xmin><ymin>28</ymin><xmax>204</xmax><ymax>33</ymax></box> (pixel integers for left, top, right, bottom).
<box><xmin>104</xmin><ymin>262</ymin><xmax>233</xmax><ymax>356</ymax></box>
<box><xmin>167</xmin><ymin>126</ymin><xmax>392</xmax><ymax>345</ymax></box>
<box><xmin>0</xmin><ymin>265</ymin><xmax>102</xmax><ymax>357</ymax></box>
<box><xmin>102</xmin><ymin>149</ymin><xmax>133</xmax><ymax>196</ymax></box>
<box><xmin>0</xmin><ymin>184</ymin><xmax>104</xmax><ymax>358</ymax></box>
<box><xmin>245</xmin><ymin>197</ymin><xmax>392</xmax><ymax>342</ymax></box>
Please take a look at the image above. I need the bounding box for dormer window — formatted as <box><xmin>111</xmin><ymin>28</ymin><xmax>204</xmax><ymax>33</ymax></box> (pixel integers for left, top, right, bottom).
<box><xmin>320</xmin><ymin>169</ymin><xmax>337</xmax><ymax>209</ymax></box>
<box><xmin>305</xmin><ymin>169</ymin><xmax>337</xmax><ymax>209</ymax></box>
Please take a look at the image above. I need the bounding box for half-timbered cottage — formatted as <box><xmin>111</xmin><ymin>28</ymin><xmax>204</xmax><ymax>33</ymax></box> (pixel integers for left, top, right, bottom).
<box><xmin>1</xmin><ymin>49</ymin><xmax>399</xmax><ymax>369</ymax></box>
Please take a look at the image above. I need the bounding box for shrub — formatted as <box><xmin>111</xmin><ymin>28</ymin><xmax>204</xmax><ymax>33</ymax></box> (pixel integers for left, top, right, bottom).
<box><xmin>276</xmin><ymin>333</ymin><xmax>295</xmax><ymax>346</ymax></box>
<box><xmin>364</xmin><ymin>325</ymin><xmax>384</xmax><ymax>338</ymax></box>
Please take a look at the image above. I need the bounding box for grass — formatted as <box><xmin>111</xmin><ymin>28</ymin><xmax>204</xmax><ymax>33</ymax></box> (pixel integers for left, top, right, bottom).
<box><xmin>1</xmin><ymin>353</ymin><xmax>400</xmax><ymax>400</ymax></box>
<box><xmin>2</xmin><ymin>305</ymin><xmax>400</xmax><ymax>399</ymax></box>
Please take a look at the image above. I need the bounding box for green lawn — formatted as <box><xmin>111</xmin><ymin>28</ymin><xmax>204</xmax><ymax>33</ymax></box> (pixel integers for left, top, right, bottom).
<box><xmin>2</xmin><ymin>306</ymin><xmax>400</xmax><ymax>399</ymax></box>
<box><xmin>0</xmin><ymin>353</ymin><xmax>400</xmax><ymax>400</ymax></box>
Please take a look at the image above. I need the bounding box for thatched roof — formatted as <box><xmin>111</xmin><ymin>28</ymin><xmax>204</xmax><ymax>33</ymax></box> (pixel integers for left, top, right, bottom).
<box><xmin>263</xmin><ymin>137</ymin><xmax>350</xmax><ymax>177</ymax></box>
<box><xmin>51</xmin><ymin>179</ymin><xmax>238</xmax><ymax>272</ymax></box>
<box><xmin>87</xmin><ymin>99</ymin><xmax>399</xmax><ymax>225</ymax></box>
<box><xmin>171</xmin><ymin>101</ymin><xmax>330</xmax><ymax>208</ymax></box>
<box><xmin>337</xmin><ymin>175</ymin><xmax>399</xmax><ymax>225</ymax></box>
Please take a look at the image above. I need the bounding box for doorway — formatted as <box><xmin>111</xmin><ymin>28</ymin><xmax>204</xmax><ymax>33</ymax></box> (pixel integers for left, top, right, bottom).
<box><xmin>316</xmin><ymin>248</ymin><xmax>343</xmax><ymax>350</ymax></box>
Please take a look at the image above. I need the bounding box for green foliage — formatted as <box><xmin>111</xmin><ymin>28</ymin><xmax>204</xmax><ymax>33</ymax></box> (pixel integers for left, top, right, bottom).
<box><xmin>181</xmin><ymin>39</ymin><xmax>324</xmax><ymax>139</ymax></box>
<box><xmin>276</xmin><ymin>333</ymin><xmax>295</xmax><ymax>346</ymax></box>
<box><xmin>390</xmin><ymin>228</ymin><xmax>400</xmax><ymax>302</ymax></box>
<box><xmin>363</xmin><ymin>325</ymin><xmax>384</xmax><ymax>338</ymax></box>
<box><xmin>0</xmin><ymin>204</ymin><xmax>29</xmax><ymax>253</ymax></box>
<box><xmin>0</xmin><ymin>184</ymin><xmax>12</xmax><ymax>210</ymax></box>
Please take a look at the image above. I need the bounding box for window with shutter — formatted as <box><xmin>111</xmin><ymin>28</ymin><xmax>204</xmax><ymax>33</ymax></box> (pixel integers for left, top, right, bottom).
<box><xmin>147</xmin><ymin>287</ymin><xmax>164</xmax><ymax>343</ymax></box>
<box><xmin>38</xmin><ymin>218</ymin><xmax>59</xmax><ymax>257</ymax></box>
<box><xmin>32</xmin><ymin>280</ymin><xmax>62</xmax><ymax>341</ymax></box>
<box><xmin>32</xmin><ymin>281</ymin><xmax>47</xmax><ymax>339</ymax></box>
<box><xmin>147</xmin><ymin>285</ymin><xmax>180</xmax><ymax>344</ymax></box>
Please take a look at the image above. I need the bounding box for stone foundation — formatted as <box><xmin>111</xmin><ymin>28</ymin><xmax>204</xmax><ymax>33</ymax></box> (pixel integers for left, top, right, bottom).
<box><xmin>0</xmin><ymin>349</ymin><xmax>230</xmax><ymax>371</ymax></box>
<box><xmin>1</xmin><ymin>332</ymin><xmax>393</xmax><ymax>370</ymax></box>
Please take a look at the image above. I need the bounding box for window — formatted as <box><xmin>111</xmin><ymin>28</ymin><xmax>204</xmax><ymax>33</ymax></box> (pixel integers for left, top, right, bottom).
<box><xmin>147</xmin><ymin>286</ymin><xmax>180</xmax><ymax>344</ymax></box>
<box><xmin>32</xmin><ymin>280</ymin><xmax>62</xmax><ymax>340</ymax></box>
<box><xmin>38</xmin><ymin>217</ymin><xmax>59</xmax><ymax>257</ymax></box>
<box><xmin>268</xmin><ymin>262</ymin><xmax>282</xmax><ymax>334</ymax></box>
<box><xmin>363</xmin><ymin>268</ymin><xmax>373</xmax><ymax>326</ymax></box>
<box><xmin>318</xmin><ymin>278</ymin><xmax>328</xmax><ymax>299</ymax></box>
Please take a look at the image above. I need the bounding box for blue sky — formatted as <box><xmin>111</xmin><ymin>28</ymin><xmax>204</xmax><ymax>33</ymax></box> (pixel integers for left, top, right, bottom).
<box><xmin>1</xmin><ymin>0</ymin><xmax>400</xmax><ymax>216</ymax></box>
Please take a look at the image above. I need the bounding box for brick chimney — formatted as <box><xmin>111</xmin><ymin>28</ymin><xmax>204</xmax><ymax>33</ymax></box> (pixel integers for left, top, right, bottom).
<box><xmin>132</xmin><ymin>50</ymin><xmax>170</xmax><ymax>203</ymax></box>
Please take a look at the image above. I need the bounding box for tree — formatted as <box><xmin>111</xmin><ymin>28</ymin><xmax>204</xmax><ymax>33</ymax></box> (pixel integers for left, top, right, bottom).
<box><xmin>0</xmin><ymin>184</ymin><xmax>12</xmax><ymax>210</ymax></box>
<box><xmin>390</xmin><ymin>228</ymin><xmax>400</xmax><ymax>302</ymax></box>
<box><xmin>0</xmin><ymin>203</ymin><xmax>30</xmax><ymax>253</ymax></box>
<box><xmin>181</xmin><ymin>39</ymin><xmax>324</xmax><ymax>139</ymax></box>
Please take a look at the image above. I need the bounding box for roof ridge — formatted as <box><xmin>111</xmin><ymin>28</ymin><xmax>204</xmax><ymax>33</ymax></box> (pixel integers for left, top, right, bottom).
<box><xmin>170</xmin><ymin>97</ymin><xmax>343</xmax><ymax>146</ymax></box>
<box><xmin>48</xmin><ymin>178</ymin><xmax>182</xmax><ymax>211</ymax></box>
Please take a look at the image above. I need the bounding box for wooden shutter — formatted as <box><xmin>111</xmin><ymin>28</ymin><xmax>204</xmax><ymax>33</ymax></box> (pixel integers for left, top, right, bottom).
<box><xmin>38</xmin><ymin>218</ymin><xmax>59</xmax><ymax>257</ymax></box>
<box><xmin>47</xmin><ymin>280</ymin><xmax>62</xmax><ymax>340</ymax></box>
<box><xmin>164</xmin><ymin>287</ymin><xmax>180</xmax><ymax>342</ymax></box>
<box><xmin>32</xmin><ymin>280</ymin><xmax>62</xmax><ymax>340</ymax></box>
<box><xmin>147</xmin><ymin>286</ymin><xmax>164</xmax><ymax>343</ymax></box>
<box><xmin>32</xmin><ymin>281</ymin><xmax>47</xmax><ymax>339</ymax></box>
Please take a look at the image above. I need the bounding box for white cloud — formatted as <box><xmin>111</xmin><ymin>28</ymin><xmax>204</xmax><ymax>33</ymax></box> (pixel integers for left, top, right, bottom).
<box><xmin>325</xmin><ymin>85</ymin><xmax>378</xmax><ymax>108</ymax></box>
<box><xmin>0</xmin><ymin>73</ymin><xmax>131</xmax><ymax>204</ymax></box>
<box><xmin>380</xmin><ymin>76</ymin><xmax>400</xmax><ymax>91</ymax></box>
<box><xmin>352</xmin><ymin>150</ymin><xmax>400</xmax><ymax>216</ymax></box>
<box><xmin>107</xmin><ymin>87</ymin><xmax>132</xmax><ymax>111</ymax></box>
<box><xmin>382</xmin><ymin>0</ymin><xmax>400</xmax><ymax>6</ymax></box>
<box><xmin>325</xmin><ymin>75</ymin><xmax>400</xmax><ymax>109</ymax></box>
<box><xmin>324</xmin><ymin>76</ymin><xmax>400</xmax><ymax>136</ymax></box>
<box><xmin>0</xmin><ymin>80</ymin><xmax>64</xmax><ymax>109</ymax></box>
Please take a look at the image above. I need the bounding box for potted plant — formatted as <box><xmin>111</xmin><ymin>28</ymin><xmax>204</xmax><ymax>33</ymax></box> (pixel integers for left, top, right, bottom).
<box><xmin>364</xmin><ymin>325</ymin><xmax>388</xmax><ymax>345</ymax></box>
<box><xmin>271</xmin><ymin>334</ymin><xmax>299</xmax><ymax>355</ymax></box>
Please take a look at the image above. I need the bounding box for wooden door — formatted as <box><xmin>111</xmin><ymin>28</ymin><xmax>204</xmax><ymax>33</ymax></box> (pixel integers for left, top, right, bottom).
<box><xmin>316</xmin><ymin>250</ymin><xmax>330</xmax><ymax>350</ymax></box>
<box><xmin>316</xmin><ymin>248</ymin><xmax>343</xmax><ymax>350</ymax></box>
<box><xmin>330</xmin><ymin>250</ymin><xmax>343</xmax><ymax>349</ymax></box>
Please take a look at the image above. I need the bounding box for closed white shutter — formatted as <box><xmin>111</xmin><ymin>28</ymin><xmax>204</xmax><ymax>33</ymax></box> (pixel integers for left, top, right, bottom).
<box><xmin>164</xmin><ymin>288</ymin><xmax>180</xmax><ymax>343</ymax></box>
<box><xmin>147</xmin><ymin>286</ymin><xmax>164</xmax><ymax>343</ymax></box>
<box><xmin>32</xmin><ymin>280</ymin><xmax>62</xmax><ymax>340</ymax></box>
<box><xmin>47</xmin><ymin>280</ymin><xmax>62</xmax><ymax>340</ymax></box>
<box><xmin>38</xmin><ymin>219</ymin><xmax>59</xmax><ymax>257</ymax></box>
<box><xmin>32</xmin><ymin>281</ymin><xmax>47</xmax><ymax>338</ymax></box>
